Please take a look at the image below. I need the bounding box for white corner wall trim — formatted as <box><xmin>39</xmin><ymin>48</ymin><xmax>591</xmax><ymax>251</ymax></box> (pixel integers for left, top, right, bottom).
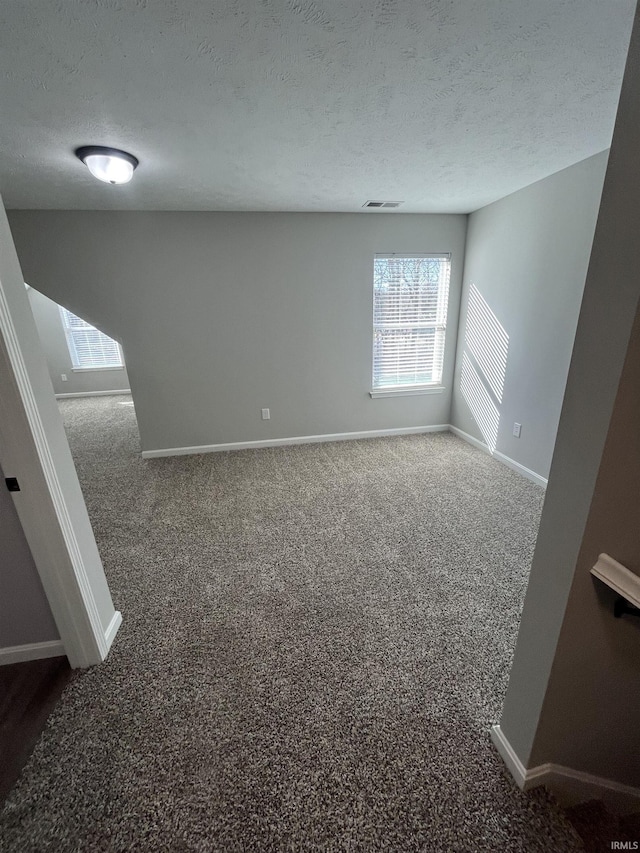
<box><xmin>55</xmin><ymin>389</ymin><xmax>131</xmax><ymax>399</ymax></box>
<box><xmin>0</xmin><ymin>269</ymin><xmax>113</xmax><ymax>668</ymax></box>
<box><xmin>0</xmin><ymin>639</ymin><xmax>66</xmax><ymax>665</ymax></box>
<box><xmin>448</xmin><ymin>426</ymin><xmax>548</xmax><ymax>488</ymax></box>
<box><xmin>141</xmin><ymin>425</ymin><xmax>451</xmax><ymax>459</ymax></box>
<box><xmin>490</xmin><ymin>725</ymin><xmax>640</xmax><ymax>803</ymax></box>
<box><xmin>104</xmin><ymin>610</ymin><xmax>122</xmax><ymax>653</ymax></box>
<box><xmin>490</xmin><ymin>724</ymin><xmax>531</xmax><ymax>789</ymax></box>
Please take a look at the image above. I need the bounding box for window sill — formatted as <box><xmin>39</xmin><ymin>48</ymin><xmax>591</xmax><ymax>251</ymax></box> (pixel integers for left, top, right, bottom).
<box><xmin>71</xmin><ymin>366</ymin><xmax>124</xmax><ymax>373</ymax></box>
<box><xmin>369</xmin><ymin>385</ymin><xmax>445</xmax><ymax>398</ymax></box>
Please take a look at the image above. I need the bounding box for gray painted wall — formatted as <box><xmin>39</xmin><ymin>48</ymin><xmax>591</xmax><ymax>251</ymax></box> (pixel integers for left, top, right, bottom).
<box><xmin>27</xmin><ymin>287</ymin><xmax>130</xmax><ymax>396</ymax></box>
<box><xmin>450</xmin><ymin>151</ymin><xmax>608</xmax><ymax>480</ymax></box>
<box><xmin>7</xmin><ymin>213</ymin><xmax>467</xmax><ymax>452</ymax></box>
<box><xmin>499</xmin><ymin>1</ymin><xmax>640</xmax><ymax>787</ymax></box>
<box><xmin>0</xmin><ymin>460</ymin><xmax>59</xmax><ymax>647</ymax></box>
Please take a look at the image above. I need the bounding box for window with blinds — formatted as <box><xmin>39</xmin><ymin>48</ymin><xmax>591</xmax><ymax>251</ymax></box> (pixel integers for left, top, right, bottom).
<box><xmin>59</xmin><ymin>307</ymin><xmax>123</xmax><ymax>370</ymax></box>
<box><xmin>372</xmin><ymin>254</ymin><xmax>450</xmax><ymax>390</ymax></box>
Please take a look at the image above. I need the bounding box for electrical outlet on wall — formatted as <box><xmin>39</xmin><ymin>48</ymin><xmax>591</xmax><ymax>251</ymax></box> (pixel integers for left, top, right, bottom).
<box><xmin>513</xmin><ymin>422</ymin><xmax>522</xmax><ymax>438</ymax></box>
<box><xmin>61</xmin><ymin>374</ymin><xmax>68</xmax><ymax>382</ymax></box>
<box><xmin>261</xmin><ymin>408</ymin><xmax>270</xmax><ymax>420</ymax></box>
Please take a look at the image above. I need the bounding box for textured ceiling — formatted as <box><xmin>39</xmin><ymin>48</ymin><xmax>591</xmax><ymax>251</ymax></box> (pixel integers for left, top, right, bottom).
<box><xmin>0</xmin><ymin>0</ymin><xmax>636</xmax><ymax>212</ymax></box>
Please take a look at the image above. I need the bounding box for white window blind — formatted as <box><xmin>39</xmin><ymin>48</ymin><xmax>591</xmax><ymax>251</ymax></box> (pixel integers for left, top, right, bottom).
<box><xmin>372</xmin><ymin>254</ymin><xmax>450</xmax><ymax>390</ymax></box>
<box><xmin>59</xmin><ymin>307</ymin><xmax>123</xmax><ymax>370</ymax></box>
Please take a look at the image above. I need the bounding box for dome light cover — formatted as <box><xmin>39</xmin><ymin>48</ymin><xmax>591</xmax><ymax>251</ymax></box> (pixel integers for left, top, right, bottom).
<box><xmin>75</xmin><ymin>146</ymin><xmax>139</xmax><ymax>185</ymax></box>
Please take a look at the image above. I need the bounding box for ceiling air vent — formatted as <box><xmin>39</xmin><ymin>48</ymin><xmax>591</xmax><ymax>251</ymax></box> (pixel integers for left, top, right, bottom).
<box><xmin>363</xmin><ymin>201</ymin><xmax>404</xmax><ymax>209</ymax></box>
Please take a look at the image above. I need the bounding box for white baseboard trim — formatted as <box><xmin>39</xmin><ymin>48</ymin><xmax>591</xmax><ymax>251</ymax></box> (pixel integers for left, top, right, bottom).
<box><xmin>0</xmin><ymin>639</ymin><xmax>66</xmax><ymax>665</ymax></box>
<box><xmin>493</xmin><ymin>449</ymin><xmax>548</xmax><ymax>489</ymax></box>
<box><xmin>448</xmin><ymin>425</ymin><xmax>488</xmax><ymax>453</ymax></box>
<box><xmin>491</xmin><ymin>725</ymin><xmax>640</xmax><ymax>807</ymax></box>
<box><xmin>140</xmin><ymin>424</ymin><xmax>549</xmax><ymax>488</ymax></box>
<box><xmin>55</xmin><ymin>389</ymin><xmax>131</xmax><ymax>399</ymax></box>
<box><xmin>104</xmin><ymin>610</ymin><xmax>122</xmax><ymax>654</ymax></box>
<box><xmin>141</xmin><ymin>425</ymin><xmax>451</xmax><ymax>459</ymax></box>
<box><xmin>448</xmin><ymin>426</ymin><xmax>548</xmax><ymax>488</ymax></box>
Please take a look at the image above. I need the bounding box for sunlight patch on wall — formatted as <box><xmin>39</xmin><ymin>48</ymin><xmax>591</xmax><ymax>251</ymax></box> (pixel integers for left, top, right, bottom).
<box><xmin>465</xmin><ymin>283</ymin><xmax>509</xmax><ymax>403</ymax></box>
<box><xmin>460</xmin><ymin>353</ymin><xmax>501</xmax><ymax>452</ymax></box>
<box><xmin>460</xmin><ymin>284</ymin><xmax>509</xmax><ymax>452</ymax></box>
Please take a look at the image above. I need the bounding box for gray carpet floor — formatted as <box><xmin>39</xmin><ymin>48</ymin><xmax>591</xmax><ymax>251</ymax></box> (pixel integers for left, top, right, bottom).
<box><xmin>0</xmin><ymin>397</ymin><xmax>584</xmax><ymax>852</ymax></box>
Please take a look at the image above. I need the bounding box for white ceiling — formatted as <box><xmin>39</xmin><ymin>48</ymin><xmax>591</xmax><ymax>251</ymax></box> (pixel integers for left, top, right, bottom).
<box><xmin>0</xmin><ymin>0</ymin><xmax>636</xmax><ymax>213</ymax></box>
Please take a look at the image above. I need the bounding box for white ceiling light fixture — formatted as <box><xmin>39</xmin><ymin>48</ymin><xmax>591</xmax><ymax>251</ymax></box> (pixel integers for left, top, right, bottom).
<box><xmin>75</xmin><ymin>146</ymin><xmax>139</xmax><ymax>185</ymax></box>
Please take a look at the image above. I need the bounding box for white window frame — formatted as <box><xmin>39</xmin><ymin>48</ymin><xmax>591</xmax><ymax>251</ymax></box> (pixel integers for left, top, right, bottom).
<box><xmin>59</xmin><ymin>306</ymin><xmax>124</xmax><ymax>371</ymax></box>
<box><xmin>370</xmin><ymin>253</ymin><xmax>451</xmax><ymax>397</ymax></box>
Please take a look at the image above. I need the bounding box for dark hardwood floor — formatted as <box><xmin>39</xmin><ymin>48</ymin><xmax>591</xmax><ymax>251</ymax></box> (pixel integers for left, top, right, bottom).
<box><xmin>0</xmin><ymin>656</ymin><xmax>72</xmax><ymax>804</ymax></box>
<box><xmin>564</xmin><ymin>800</ymin><xmax>640</xmax><ymax>851</ymax></box>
